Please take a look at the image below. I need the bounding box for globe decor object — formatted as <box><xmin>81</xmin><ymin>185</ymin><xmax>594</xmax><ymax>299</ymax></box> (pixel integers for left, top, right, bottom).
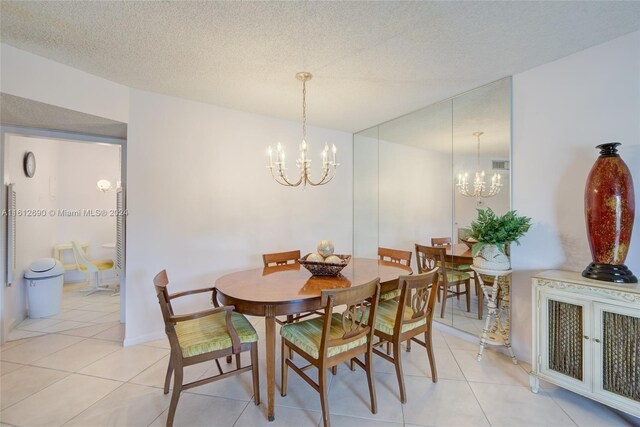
<box><xmin>582</xmin><ymin>143</ymin><xmax>637</xmax><ymax>283</ymax></box>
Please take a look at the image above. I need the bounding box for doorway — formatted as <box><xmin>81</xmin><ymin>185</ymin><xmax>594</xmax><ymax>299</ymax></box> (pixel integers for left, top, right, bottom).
<box><xmin>0</xmin><ymin>95</ymin><xmax>128</xmax><ymax>346</ymax></box>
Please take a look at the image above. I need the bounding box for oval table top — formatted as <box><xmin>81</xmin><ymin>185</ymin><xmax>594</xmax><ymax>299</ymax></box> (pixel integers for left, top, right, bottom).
<box><xmin>215</xmin><ymin>258</ymin><xmax>412</xmax><ymax>308</ymax></box>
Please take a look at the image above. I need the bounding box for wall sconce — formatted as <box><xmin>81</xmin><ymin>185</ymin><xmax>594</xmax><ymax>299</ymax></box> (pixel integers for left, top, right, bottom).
<box><xmin>96</xmin><ymin>179</ymin><xmax>113</xmax><ymax>192</ymax></box>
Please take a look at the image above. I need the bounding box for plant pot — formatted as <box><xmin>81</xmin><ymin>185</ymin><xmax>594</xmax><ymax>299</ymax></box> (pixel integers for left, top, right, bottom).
<box><xmin>473</xmin><ymin>244</ymin><xmax>510</xmax><ymax>270</ymax></box>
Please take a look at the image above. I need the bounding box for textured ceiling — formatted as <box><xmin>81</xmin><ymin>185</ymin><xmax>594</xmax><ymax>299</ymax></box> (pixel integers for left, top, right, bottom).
<box><xmin>1</xmin><ymin>1</ymin><xmax>639</xmax><ymax>133</ymax></box>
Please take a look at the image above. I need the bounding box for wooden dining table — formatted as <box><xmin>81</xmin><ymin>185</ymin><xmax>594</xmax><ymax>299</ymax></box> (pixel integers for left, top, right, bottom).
<box><xmin>214</xmin><ymin>258</ymin><xmax>412</xmax><ymax>422</ymax></box>
<box><xmin>444</xmin><ymin>243</ymin><xmax>473</xmax><ymax>264</ymax></box>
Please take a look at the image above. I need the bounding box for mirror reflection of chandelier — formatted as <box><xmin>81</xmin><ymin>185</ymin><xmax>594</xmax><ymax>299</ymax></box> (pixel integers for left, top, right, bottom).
<box><xmin>266</xmin><ymin>72</ymin><xmax>338</xmax><ymax>187</ymax></box>
<box><xmin>456</xmin><ymin>131</ymin><xmax>502</xmax><ymax>199</ymax></box>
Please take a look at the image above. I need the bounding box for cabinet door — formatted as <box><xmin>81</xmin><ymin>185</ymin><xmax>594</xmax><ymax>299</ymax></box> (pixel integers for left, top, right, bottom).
<box><xmin>539</xmin><ymin>291</ymin><xmax>591</xmax><ymax>392</ymax></box>
<box><xmin>593</xmin><ymin>302</ymin><xmax>640</xmax><ymax>411</ymax></box>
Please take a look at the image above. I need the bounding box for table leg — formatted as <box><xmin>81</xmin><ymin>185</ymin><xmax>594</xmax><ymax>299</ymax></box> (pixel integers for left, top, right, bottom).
<box><xmin>265</xmin><ymin>309</ymin><xmax>276</xmax><ymax>422</ymax></box>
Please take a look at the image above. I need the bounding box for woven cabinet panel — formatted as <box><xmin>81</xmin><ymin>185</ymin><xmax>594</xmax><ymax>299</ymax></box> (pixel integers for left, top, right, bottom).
<box><xmin>602</xmin><ymin>311</ymin><xmax>640</xmax><ymax>401</ymax></box>
<box><xmin>548</xmin><ymin>300</ymin><xmax>583</xmax><ymax>381</ymax></box>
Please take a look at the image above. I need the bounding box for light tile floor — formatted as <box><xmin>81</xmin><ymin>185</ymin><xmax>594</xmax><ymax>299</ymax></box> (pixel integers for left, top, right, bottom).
<box><xmin>1</xmin><ymin>318</ymin><xmax>639</xmax><ymax>427</ymax></box>
<box><xmin>7</xmin><ymin>284</ymin><xmax>122</xmax><ymax>343</ymax></box>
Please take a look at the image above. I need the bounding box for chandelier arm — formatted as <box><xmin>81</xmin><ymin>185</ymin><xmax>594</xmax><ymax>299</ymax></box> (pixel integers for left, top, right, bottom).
<box><xmin>270</xmin><ymin>167</ymin><xmax>303</xmax><ymax>187</ymax></box>
<box><xmin>304</xmin><ymin>167</ymin><xmax>335</xmax><ymax>187</ymax></box>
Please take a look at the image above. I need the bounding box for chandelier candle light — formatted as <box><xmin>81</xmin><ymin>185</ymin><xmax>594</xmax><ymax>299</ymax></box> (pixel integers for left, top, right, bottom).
<box><xmin>456</xmin><ymin>132</ymin><xmax>502</xmax><ymax>199</ymax></box>
<box><xmin>267</xmin><ymin>72</ymin><xmax>338</xmax><ymax>187</ymax></box>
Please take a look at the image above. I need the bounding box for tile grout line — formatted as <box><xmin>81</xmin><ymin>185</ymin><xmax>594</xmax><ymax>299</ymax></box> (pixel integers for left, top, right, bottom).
<box><xmin>445</xmin><ymin>333</ymin><xmax>494</xmax><ymax>427</ymax></box>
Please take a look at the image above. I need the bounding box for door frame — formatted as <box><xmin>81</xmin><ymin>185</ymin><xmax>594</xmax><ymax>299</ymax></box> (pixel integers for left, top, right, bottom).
<box><xmin>0</xmin><ymin>125</ymin><xmax>127</xmax><ymax>344</ymax></box>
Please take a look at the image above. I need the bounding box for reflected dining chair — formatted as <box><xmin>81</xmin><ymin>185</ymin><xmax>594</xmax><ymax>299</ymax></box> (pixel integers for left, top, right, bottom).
<box><xmin>153</xmin><ymin>270</ymin><xmax>260</xmax><ymax>427</ymax></box>
<box><xmin>71</xmin><ymin>240</ymin><xmax>115</xmax><ymax>295</ymax></box>
<box><xmin>430</xmin><ymin>236</ymin><xmax>472</xmax><ymax>272</ymax></box>
<box><xmin>262</xmin><ymin>250</ymin><xmax>301</xmax><ymax>267</ymax></box>
<box><xmin>263</xmin><ymin>250</ymin><xmax>318</xmax><ymax>326</ymax></box>
<box><xmin>280</xmin><ymin>278</ymin><xmax>381</xmax><ymax>427</ymax></box>
<box><xmin>368</xmin><ymin>270</ymin><xmax>439</xmax><ymax>403</ymax></box>
<box><xmin>377</xmin><ymin>247</ymin><xmax>412</xmax><ymax>301</ymax></box>
<box><xmin>415</xmin><ymin>244</ymin><xmax>471</xmax><ymax>318</ymax></box>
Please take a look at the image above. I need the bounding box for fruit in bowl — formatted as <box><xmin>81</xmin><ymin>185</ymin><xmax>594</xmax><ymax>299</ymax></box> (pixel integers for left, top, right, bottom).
<box><xmin>317</xmin><ymin>240</ymin><xmax>335</xmax><ymax>258</ymax></box>
<box><xmin>324</xmin><ymin>255</ymin><xmax>342</xmax><ymax>264</ymax></box>
<box><xmin>306</xmin><ymin>253</ymin><xmax>324</xmax><ymax>263</ymax></box>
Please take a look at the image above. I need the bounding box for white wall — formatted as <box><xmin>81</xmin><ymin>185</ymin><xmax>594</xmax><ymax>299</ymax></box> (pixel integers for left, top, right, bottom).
<box><xmin>125</xmin><ymin>89</ymin><xmax>354</xmax><ymax>344</ymax></box>
<box><xmin>3</xmin><ymin>135</ymin><xmax>120</xmax><ymax>327</ymax></box>
<box><xmin>353</xmin><ymin>133</ymin><xmax>379</xmax><ymax>259</ymax></box>
<box><xmin>378</xmin><ymin>140</ymin><xmax>452</xmax><ymax>254</ymax></box>
<box><xmin>54</xmin><ymin>140</ymin><xmax>120</xmax><ymax>281</ymax></box>
<box><xmin>511</xmin><ymin>30</ymin><xmax>640</xmax><ymax>362</ymax></box>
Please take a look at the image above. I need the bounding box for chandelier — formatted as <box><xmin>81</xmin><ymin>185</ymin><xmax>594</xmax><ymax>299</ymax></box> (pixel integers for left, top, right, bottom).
<box><xmin>267</xmin><ymin>72</ymin><xmax>338</xmax><ymax>187</ymax></box>
<box><xmin>456</xmin><ymin>131</ymin><xmax>502</xmax><ymax>199</ymax></box>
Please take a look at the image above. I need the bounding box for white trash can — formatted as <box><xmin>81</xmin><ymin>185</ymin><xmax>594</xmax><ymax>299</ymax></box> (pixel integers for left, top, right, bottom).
<box><xmin>25</xmin><ymin>258</ymin><xmax>65</xmax><ymax>318</ymax></box>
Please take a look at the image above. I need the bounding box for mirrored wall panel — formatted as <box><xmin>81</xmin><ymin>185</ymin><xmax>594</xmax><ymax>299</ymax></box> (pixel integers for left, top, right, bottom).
<box><xmin>353</xmin><ymin>77</ymin><xmax>511</xmax><ymax>337</ymax></box>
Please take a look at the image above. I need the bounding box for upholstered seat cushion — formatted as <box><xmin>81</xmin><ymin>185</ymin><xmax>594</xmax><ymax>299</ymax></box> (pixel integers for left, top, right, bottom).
<box><xmin>280</xmin><ymin>313</ymin><xmax>367</xmax><ymax>359</ymax></box>
<box><xmin>379</xmin><ymin>289</ymin><xmax>401</xmax><ymax>301</ymax></box>
<box><xmin>443</xmin><ymin>270</ymin><xmax>471</xmax><ymax>282</ymax></box>
<box><xmin>446</xmin><ymin>262</ymin><xmax>472</xmax><ymax>272</ymax></box>
<box><xmin>364</xmin><ymin>300</ymin><xmax>426</xmax><ymax>336</ymax></box>
<box><xmin>78</xmin><ymin>259</ymin><xmax>114</xmax><ymax>271</ymax></box>
<box><xmin>175</xmin><ymin>312</ymin><xmax>258</xmax><ymax>358</ymax></box>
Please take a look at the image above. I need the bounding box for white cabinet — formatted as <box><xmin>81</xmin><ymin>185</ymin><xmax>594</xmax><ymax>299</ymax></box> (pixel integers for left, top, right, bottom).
<box><xmin>530</xmin><ymin>270</ymin><xmax>640</xmax><ymax>418</ymax></box>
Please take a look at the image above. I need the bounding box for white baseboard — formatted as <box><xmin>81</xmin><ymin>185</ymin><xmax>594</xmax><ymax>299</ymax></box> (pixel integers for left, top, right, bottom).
<box><xmin>123</xmin><ymin>330</ymin><xmax>165</xmax><ymax>347</ymax></box>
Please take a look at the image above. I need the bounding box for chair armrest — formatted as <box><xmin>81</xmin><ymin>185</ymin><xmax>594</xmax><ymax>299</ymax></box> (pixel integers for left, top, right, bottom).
<box><xmin>169</xmin><ymin>287</ymin><xmax>216</xmax><ymax>300</ymax></box>
<box><xmin>168</xmin><ymin>305</ymin><xmax>234</xmax><ymax>323</ymax></box>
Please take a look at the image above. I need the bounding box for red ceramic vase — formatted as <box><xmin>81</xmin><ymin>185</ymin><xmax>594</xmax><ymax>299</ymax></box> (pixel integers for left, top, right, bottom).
<box><xmin>583</xmin><ymin>142</ymin><xmax>636</xmax><ymax>283</ymax></box>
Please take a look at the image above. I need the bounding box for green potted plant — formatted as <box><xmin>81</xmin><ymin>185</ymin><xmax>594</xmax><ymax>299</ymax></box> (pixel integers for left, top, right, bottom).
<box><xmin>468</xmin><ymin>208</ymin><xmax>532</xmax><ymax>270</ymax></box>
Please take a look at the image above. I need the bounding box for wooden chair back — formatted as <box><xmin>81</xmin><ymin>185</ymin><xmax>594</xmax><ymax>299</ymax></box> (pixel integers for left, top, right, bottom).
<box><xmin>415</xmin><ymin>244</ymin><xmax>449</xmax><ymax>286</ymax></box>
<box><xmin>153</xmin><ymin>269</ymin><xmax>174</xmax><ymax>319</ymax></box>
<box><xmin>319</xmin><ymin>278</ymin><xmax>380</xmax><ymax>355</ymax></box>
<box><xmin>396</xmin><ymin>270</ymin><xmax>439</xmax><ymax>330</ymax></box>
<box><xmin>430</xmin><ymin>237</ymin><xmax>451</xmax><ymax>247</ymax></box>
<box><xmin>378</xmin><ymin>247</ymin><xmax>412</xmax><ymax>267</ymax></box>
<box><xmin>262</xmin><ymin>250</ymin><xmax>301</xmax><ymax>266</ymax></box>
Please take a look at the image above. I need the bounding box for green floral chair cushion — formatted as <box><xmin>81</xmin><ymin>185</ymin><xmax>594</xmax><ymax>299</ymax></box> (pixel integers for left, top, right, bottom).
<box><xmin>443</xmin><ymin>270</ymin><xmax>471</xmax><ymax>282</ymax></box>
<box><xmin>280</xmin><ymin>313</ymin><xmax>367</xmax><ymax>359</ymax></box>
<box><xmin>446</xmin><ymin>262</ymin><xmax>472</xmax><ymax>272</ymax></box>
<box><xmin>379</xmin><ymin>288</ymin><xmax>401</xmax><ymax>301</ymax></box>
<box><xmin>364</xmin><ymin>300</ymin><xmax>426</xmax><ymax>335</ymax></box>
<box><xmin>175</xmin><ymin>311</ymin><xmax>258</xmax><ymax>358</ymax></box>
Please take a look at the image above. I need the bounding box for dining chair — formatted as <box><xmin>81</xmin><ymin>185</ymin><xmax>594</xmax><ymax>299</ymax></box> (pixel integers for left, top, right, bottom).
<box><xmin>153</xmin><ymin>270</ymin><xmax>260</xmax><ymax>427</ymax></box>
<box><xmin>71</xmin><ymin>240</ymin><xmax>116</xmax><ymax>295</ymax></box>
<box><xmin>415</xmin><ymin>244</ymin><xmax>471</xmax><ymax>318</ymax></box>
<box><xmin>431</xmin><ymin>237</ymin><xmax>485</xmax><ymax>318</ymax></box>
<box><xmin>263</xmin><ymin>249</ymin><xmax>319</xmax><ymax>324</ymax></box>
<box><xmin>368</xmin><ymin>270</ymin><xmax>439</xmax><ymax>403</ymax></box>
<box><xmin>430</xmin><ymin>236</ymin><xmax>472</xmax><ymax>272</ymax></box>
<box><xmin>262</xmin><ymin>250</ymin><xmax>301</xmax><ymax>266</ymax></box>
<box><xmin>280</xmin><ymin>278</ymin><xmax>381</xmax><ymax>427</ymax></box>
<box><xmin>377</xmin><ymin>247</ymin><xmax>412</xmax><ymax>301</ymax></box>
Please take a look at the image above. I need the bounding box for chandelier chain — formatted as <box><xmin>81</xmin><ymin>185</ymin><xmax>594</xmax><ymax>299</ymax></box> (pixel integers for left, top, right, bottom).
<box><xmin>302</xmin><ymin>79</ymin><xmax>307</xmax><ymax>142</ymax></box>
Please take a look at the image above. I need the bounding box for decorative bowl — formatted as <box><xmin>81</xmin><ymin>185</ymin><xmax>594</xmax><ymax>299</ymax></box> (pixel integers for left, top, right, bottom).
<box><xmin>460</xmin><ymin>237</ymin><xmax>477</xmax><ymax>251</ymax></box>
<box><xmin>299</xmin><ymin>253</ymin><xmax>351</xmax><ymax>277</ymax></box>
